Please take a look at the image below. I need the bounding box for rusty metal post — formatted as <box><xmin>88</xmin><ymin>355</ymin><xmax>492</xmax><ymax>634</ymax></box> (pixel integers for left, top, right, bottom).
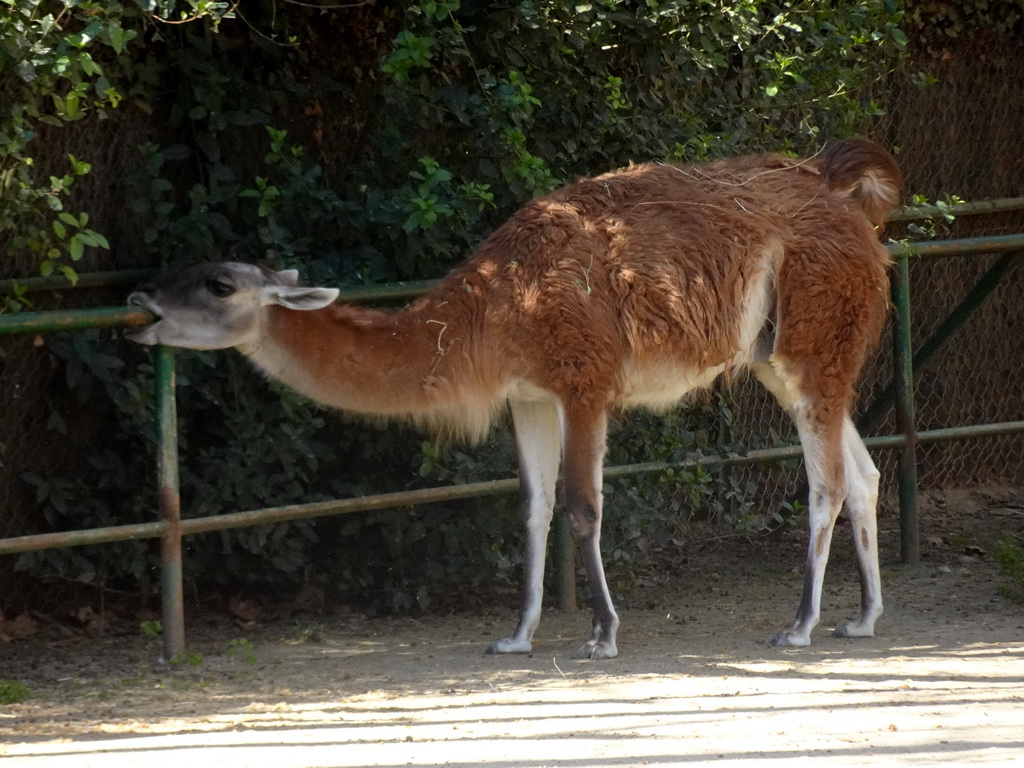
<box><xmin>891</xmin><ymin>253</ymin><xmax>920</xmax><ymax>565</ymax></box>
<box><xmin>154</xmin><ymin>345</ymin><xmax>185</xmax><ymax>659</ymax></box>
<box><xmin>553</xmin><ymin>510</ymin><xmax>577</xmax><ymax>612</ymax></box>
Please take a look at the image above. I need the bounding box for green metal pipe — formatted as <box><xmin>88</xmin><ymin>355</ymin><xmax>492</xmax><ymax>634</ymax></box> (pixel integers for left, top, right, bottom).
<box><xmin>891</xmin><ymin>253</ymin><xmax>920</xmax><ymax>565</ymax></box>
<box><xmin>864</xmin><ymin>434</ymin><xmax>906</xmax><ymax>451</ymax></box>
<box><xmin>0</xmin><ymin>521</ymin><xmax>168</xmax><ymax>556</ymax></box>
<box><xmin>180</xmin><ymin>478</ymin><xmax>522</xmax><ymax>535</ymax></box>
<box><xmin>179</xmin><ymin>418</ymin><xmax>1024</xmax><ymax>540</ymax></box>
<box><xmin>917</xmin><ymin>420</ymin><xmax>1024</xmax><ymax>442</ymax></box>
<box><xmin>3</xmin><ymin>420</ymin><xmax>1024</xmax><ymax>557</ymax></box>
<box><xmin>155</xmin><ymin>345</ymin><xmax>185</xmax><ymax>660</ymax></box>
<box><xmin>604</xmin><ymin>443</ymin><xmax>807</xmax><ymax>478</ymax></box>
<box><xmin>0</xmin><ymin>306</ymin><xmax>153</xmax><ymax>334</ymax></box>
<box><xmin>0</xmin><ymin>269</ymin><xmax>154</xmax><ymax>295</ymax></box>
<box><xmin>887</xmin><ymin>233</ymin><xmax>1024</xmax><ymax>259</ymax></box>
<box><xmin>889</xmin><ymin>197</ymin><xmax>1024</xmax><ymax>222</ymax></box>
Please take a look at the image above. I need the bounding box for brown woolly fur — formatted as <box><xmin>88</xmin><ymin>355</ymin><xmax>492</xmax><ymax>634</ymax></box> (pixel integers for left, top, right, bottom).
<box><xmin>817</xmin><ymin>139</ymin><xmax>904</xmax><ymax>229</ymax></box>
<box><xmin>128</xmin><ymin>138</ymin><xmax>902</xmax><ymax>657</ymax></box>
<box><xmin>134</xmin><ymin>140</ymin><xmax>898</xmax><ymax>445</ymax></box>
<box><xmin>344</xmin><ymin>138</ymin><xmax>897</xmax><ymax>441</ymax></box>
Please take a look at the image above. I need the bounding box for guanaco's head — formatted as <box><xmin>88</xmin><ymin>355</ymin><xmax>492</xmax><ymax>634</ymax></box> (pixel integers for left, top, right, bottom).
<box><xmin>126</xmin><ymin>262</ymin><xmax>339</xmax><ymax>350</ymax></box>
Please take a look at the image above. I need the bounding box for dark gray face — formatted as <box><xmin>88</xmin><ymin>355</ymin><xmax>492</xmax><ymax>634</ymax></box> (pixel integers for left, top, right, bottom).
<box><xmin>125</xmin><ymin>262</ymin><xmax>338</xmax><ymax>350</ymax></box>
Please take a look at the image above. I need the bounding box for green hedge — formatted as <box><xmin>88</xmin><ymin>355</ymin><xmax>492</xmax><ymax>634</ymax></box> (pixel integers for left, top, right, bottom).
<box><xmin>3</xmin><ymin>0</ymin><xmax>907</xmax><ymax>612</ymax></box>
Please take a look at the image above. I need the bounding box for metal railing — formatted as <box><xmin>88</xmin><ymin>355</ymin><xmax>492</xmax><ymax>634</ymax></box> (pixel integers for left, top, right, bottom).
<box><xmin>2</xmin><ymin>204</ymin><xmax>1023</xmax><ymax>660</ymax></box>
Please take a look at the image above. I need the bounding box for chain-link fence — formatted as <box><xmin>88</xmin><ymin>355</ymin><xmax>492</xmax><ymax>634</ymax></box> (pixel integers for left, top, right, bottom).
<box><xmin>728</xmin><ymin>34</ymin><xmax>1024</xmax><ymax>523</ymax></box>
<box><xmin>877</xmin><ymin>36</ymin><xmax>1024</xmax><ymax>495</ymax></box>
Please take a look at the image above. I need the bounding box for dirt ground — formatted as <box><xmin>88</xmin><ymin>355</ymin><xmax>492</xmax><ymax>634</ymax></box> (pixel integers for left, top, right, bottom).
<box><xmin>2</xmin><ymin>488</ymin><xmax>1023</xmax><ymax>767</ymax></box>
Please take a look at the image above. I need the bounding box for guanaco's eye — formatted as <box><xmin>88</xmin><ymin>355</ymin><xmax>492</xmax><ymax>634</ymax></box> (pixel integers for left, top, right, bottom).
<box><xmin>205</xmin><ymin>278</ymin><xmax>235</xmax><ymax>298</ymax></box>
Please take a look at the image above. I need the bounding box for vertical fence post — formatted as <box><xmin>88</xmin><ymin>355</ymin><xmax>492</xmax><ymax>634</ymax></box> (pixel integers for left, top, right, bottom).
<box><xmin>154</xmin><ymin>345</ymin><xmax>185</xmax><ymax>659</ymax></box>
<box><xmin>553</xmin><ymin>510</ymin><xmax>577</xmax><ymax>612</ymax></box>
<box><xmin>891</xmin><ymin>253</ymin><xmax>920</xmax><ymax>565</ymax></box>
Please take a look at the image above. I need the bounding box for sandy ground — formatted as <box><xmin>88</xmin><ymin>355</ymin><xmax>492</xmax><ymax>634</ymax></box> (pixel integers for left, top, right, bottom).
<box><xmin>2</xmin><ymin>489</ymin><xmax>1023</xmax><ymax>767</ymax></box>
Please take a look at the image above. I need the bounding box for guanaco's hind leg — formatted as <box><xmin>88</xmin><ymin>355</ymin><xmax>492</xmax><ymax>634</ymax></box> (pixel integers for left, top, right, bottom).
<box><xmin>753</xmin><ymin>362</ymin><xmax>882</xmax><ymax>647</ymax></box>
<box><xmin>562</xmin><ymin>404</ymin><xmax>619</xmax><ymax>660</ymax></box>
<box><xmin>773</xmin><ymin>399</ymin><xmax>847</xmax><ymax>646</ymax></box>
<box><xmin>487</xmin><ymin>397</ymin><xmax>562</xmax><ymax>654</ymax></box>
<box><xmin>834</xmin><ymin>416</ymin><xmax>884</xmax><ymax>638</ymax></box>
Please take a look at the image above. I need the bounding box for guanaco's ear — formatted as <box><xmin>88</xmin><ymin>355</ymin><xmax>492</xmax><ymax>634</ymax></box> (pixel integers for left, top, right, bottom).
<box><xmin>276</xmin><ymin>269</ymin><xmax>301</xmax><ymax>286</ymax></box>
<box><xmin>262</xmin><ymin>285</ymin><xmax>340</xmax><ymax>310</ymax></box>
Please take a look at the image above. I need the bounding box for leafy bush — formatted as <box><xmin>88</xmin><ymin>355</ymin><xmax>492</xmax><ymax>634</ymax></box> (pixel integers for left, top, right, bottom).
<box><xmin>0</xmin><ymin>1</ymin><xmax>207</xmax><ymax>288</ymax></box>
<box><xmin>6</xmin><ymin>0</ymin><xmax>907</xmax><ymax>611</ymax></box>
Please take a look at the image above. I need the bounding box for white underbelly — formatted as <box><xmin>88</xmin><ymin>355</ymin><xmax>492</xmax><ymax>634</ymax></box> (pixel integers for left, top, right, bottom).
<box><xmin>507</xmin><ymin>361</ymin><xmax>731</xmax><ymax>412</ymax></box>
<box><xmin>618</xmin><ymin>361</ymin><xmax>726</xmax><ymax>410</ymax></box>
<box><xmin>507</xmin><ymin>379</ymin><xmax>559</xmax><ymax>404</ymax></box>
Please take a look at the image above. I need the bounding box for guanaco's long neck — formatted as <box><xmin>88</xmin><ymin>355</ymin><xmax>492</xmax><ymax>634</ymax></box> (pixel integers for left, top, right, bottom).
<box><xmin>239</xmin><ymin>302</ymin><xmax>488</xmax><ymax>421</ymax></box>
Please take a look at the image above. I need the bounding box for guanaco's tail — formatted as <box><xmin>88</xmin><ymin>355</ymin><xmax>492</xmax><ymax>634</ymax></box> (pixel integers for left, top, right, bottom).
<box><xmin>817</xmin><ymin>139</ymin><xmax>903</xmax><ymax>229</ymax></box>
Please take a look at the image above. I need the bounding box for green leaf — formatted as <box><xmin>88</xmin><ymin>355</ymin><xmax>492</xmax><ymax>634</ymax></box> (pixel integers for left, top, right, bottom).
<box><xmin>68</xmin><ymin>235</ymin><xmax>85</xmax><ymax>261</ymax></box>
<box><xmin>52</xmin><ymin>219</ymin><xmax>67</xmax><ymax>239</ymax></box>
<box><xmin>58</xmin><ymin>213</ymin><xmax>80</xmax><ymax>228</ymax></box>
<box><xmin>67</xmin><ymin>20</ymin><xmax>104</xmax><ymax>48</ymax></box>
<box><xmin>58</xmin><ymin>265</ymin><xmax>79</xmax><ymax>286</ymax></box>
<box><xmin>79</xmin><ymin>53</ymin><xmax>102</xmax><ymax>77</ymax></box>
<box><xmin>64</xmin><ymin>92</ymin><xmax>80</xmax><ymax>118</ymax></box>
<box><xmin>68</xmin><ymin>154</ymin><xmax>92</xmax><ymax>175</ymax></box>
<box><xmin>109</xmin><ymin>24</ymin><xmax>126</xmax><ymax>54</ymax></box>
<box><xmin>77</xmin><ymin>230</ymin><xmax>110</xmax><ymax>249</ymax></box>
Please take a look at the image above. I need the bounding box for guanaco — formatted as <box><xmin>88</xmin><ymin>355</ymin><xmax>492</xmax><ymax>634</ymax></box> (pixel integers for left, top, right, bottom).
<box><xmin>128</xmin><ymin>139</ymin><xmax>902</xmax><ymax>658</ymax></box>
